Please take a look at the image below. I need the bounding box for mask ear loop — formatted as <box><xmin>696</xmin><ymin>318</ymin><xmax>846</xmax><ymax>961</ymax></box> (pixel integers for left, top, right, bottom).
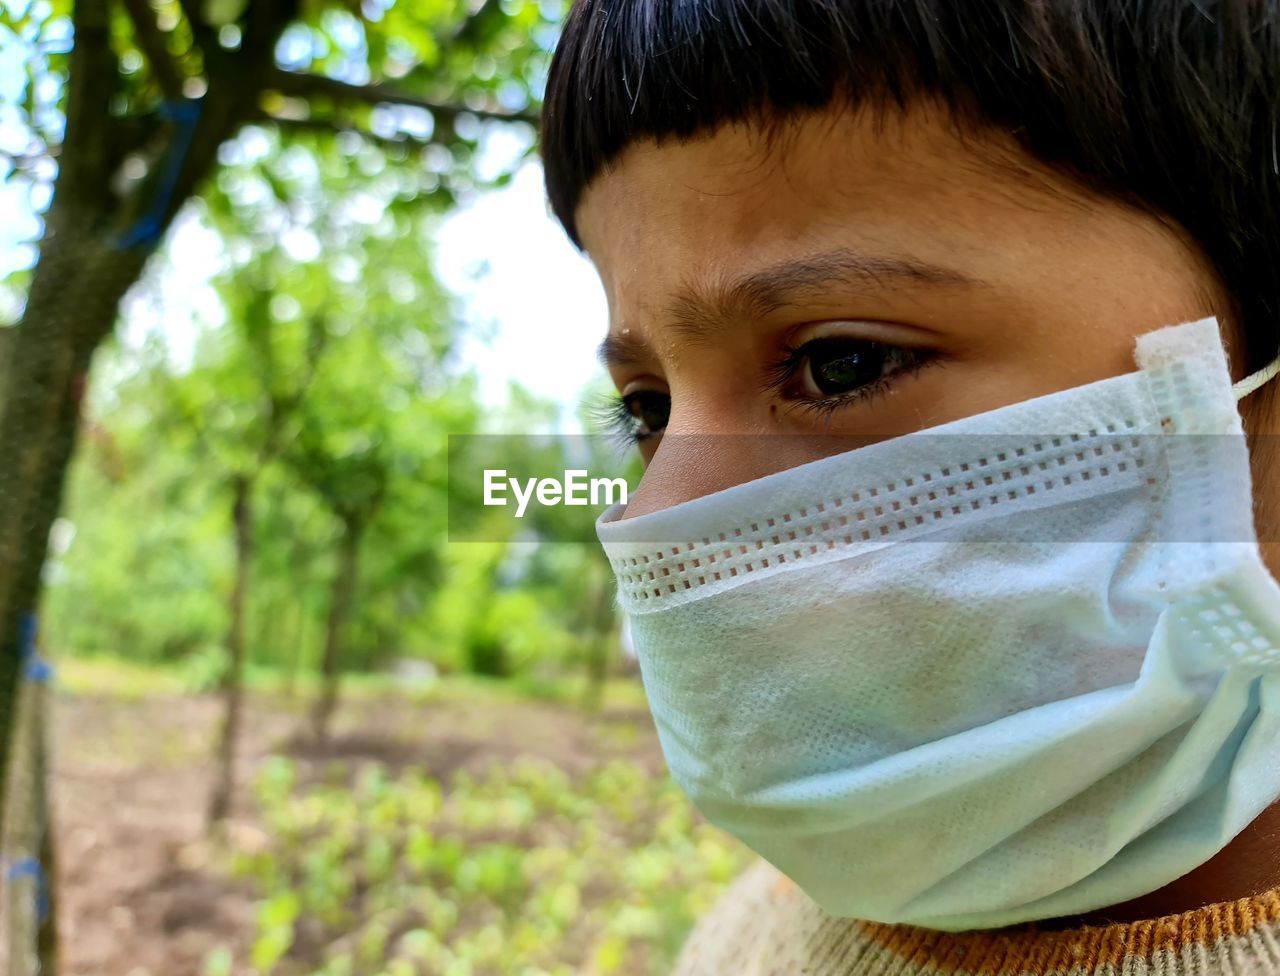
<box><xmin>1232</xmin><ymin>353</ymin><xmax>1280</xmax><ymax>400</ymax></box>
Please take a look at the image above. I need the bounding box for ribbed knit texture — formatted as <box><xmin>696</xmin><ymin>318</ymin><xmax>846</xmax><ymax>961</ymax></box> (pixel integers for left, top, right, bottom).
<box><xmin>674</xmin><ymin>861</ymin><xmax>1280</xmax><ymax>975</ymax></box>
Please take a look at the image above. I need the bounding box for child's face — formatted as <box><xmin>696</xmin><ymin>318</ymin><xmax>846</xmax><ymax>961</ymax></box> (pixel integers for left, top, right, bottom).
<box><xmin>576</xmin><ymin>101</ymin><xmax>1280</xmax><ymax>573</ymax></box>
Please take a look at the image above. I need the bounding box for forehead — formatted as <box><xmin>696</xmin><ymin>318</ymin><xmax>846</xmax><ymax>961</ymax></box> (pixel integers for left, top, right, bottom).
<box><xmin>578</xmin><ymin>105</ymin><xmax>1012</xmax><ymax>249</ymax></box>
<box><xmin>573</xmin><ymin>103</ymin><xmax>1205</xmax><ymax>325</ymax></box>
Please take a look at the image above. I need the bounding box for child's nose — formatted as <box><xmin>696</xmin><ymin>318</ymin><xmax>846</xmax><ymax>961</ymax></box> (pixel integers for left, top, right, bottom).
<box><xmin>621</xmin><ymin>423</ymin><xmax>859</xmax><ymax>520</ymax></box>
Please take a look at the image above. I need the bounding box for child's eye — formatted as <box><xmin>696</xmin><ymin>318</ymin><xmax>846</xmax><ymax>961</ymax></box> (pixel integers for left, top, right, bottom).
<box><xmin>624</xmin><ymin>390</ymin><xmax>671</xmax><ymax>439</ymax></box>
<box><xmin>796</xmin><ymin>338</ymin><xmax>900</xmax><ymax>396</ymax></box>
<box><xmin>599</xmin><ymin>389</ymin><xmax>670</xmax><ymax>443</ymax></box>
<box><xmin>768</xmin><ymin>336</ymin><xmax>939</xmax><ymax>418</ymax></box>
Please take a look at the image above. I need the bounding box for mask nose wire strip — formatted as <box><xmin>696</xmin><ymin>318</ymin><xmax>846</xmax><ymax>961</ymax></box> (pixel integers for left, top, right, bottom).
<box><xmin>1232</xmin><ymin>353</ymin><xmax>1280</xmax><ymax>400</ymax></box>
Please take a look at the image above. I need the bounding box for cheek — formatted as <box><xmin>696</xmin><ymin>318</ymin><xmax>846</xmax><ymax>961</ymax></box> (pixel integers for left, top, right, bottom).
<box><xmin>625</xmin><ymin>436</ymin><xmax>746</xmax><ymax>518</ymax></box>
<box><xmin>623</xmin><ymin>429</ymin><xmax>861</xmax><ymax>519</ymax></box>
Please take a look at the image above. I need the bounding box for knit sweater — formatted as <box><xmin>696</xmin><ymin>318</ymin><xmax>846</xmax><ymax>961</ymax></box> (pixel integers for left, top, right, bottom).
<box><xmin>673</xmin><ymin>860</ymin><xmax>1280</xmax><ymax>975</ymax></box>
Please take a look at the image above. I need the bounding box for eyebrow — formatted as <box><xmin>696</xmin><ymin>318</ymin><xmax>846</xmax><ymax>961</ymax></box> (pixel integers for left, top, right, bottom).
<box><xmin>596</xmin><ymin>247</ymin><xmax>985</xmax><ymax>367</ymax></box>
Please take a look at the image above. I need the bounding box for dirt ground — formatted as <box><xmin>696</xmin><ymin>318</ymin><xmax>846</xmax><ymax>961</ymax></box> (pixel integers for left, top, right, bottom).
<box><xmin>44</xmin><ymin>685</ymin><xmax>664</xmax><ymax>976</ymax></box>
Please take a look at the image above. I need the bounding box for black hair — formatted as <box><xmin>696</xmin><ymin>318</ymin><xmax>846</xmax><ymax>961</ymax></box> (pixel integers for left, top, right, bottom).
<box><xmin>540</xmin><ymin>0</ymin><xmax>1280</xmax><ymax>370</ymax></box>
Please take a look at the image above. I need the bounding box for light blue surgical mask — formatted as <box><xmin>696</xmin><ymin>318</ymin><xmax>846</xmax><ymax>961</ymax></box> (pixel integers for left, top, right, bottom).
<box><xmin>597</xmin><ymin>318</ymin><xmax>1280</xmax><ymax>931</ymax></box>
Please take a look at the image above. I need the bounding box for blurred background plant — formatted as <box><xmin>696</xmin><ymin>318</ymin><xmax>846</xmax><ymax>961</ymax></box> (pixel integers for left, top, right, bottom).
<box><xmin>0</xmin><ymin>0</ymin><xmax>741</xmax><ymax>973</ymax></box>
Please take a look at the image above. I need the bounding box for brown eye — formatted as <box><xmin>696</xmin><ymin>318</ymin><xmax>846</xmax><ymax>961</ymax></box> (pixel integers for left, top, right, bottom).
<box><xmin>797</xmin><ymin>339</ymin><xmax>894</xmax><ymax>396</ymax></box>
<box><xmin>621</xmin><ymin>390</ymin><xmax>670</xmax><ymax>440</ymax></box>
<box><xmin>765</xmin><ymin>333</ymin><xmax>940</xmax><ymax>422</ymax></box>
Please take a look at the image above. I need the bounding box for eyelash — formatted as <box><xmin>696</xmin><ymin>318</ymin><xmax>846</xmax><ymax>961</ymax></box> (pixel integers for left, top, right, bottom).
<box><xmin>763</xmin><ymin>338</ymin><xmax>941</xmax><ymax>426</ymax></box>
<box><xmin>594</xmin><ymin>338</ymin><xmax>942</xmax><ymax>444</ymax></box>
<box><xmin>592</xmin><ymin>391</ymin><xmax>666</xmax><ymax>448</ymax></box>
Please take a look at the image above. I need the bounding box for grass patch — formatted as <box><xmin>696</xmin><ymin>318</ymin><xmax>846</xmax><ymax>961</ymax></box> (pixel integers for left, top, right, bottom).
<box><xmin>222</xmin><ymin>756</ymin><xmax>749</xmax><ymax>976</ymax></box>
<box><xmin>55</xmin><ymin>654</ymin><xmax>188</xmax><ymax>699</ymax></box>
<box><xmin>52</xmin><ymin>652</ymin><xmax>650</xmax><ymax>715</ymax></box>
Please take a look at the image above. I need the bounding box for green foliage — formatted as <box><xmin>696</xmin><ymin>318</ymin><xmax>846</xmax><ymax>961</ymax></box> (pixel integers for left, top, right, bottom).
<box><xmin>228</xmin><ymin>757</ymin><xmax>751</xmax><ymax>975</ymax></box>
<box><xmin>9</xmin><ymin>0</ymin><xmax>625</xmax><ymax>695</ymax></box>
<box><xmin>423</xmin><ymin>543</ymin><xmax>571</xmax><ymax>677</ymax></box>
<box><xmin>39</xmin><ymin>89</ymin><xmax>627</xmax><ymax>684</ymax></box>
<box><xmin>48</xmin><ymin>301</ymin><xmax>624</xmax><ymax>685</ymax></box>
<box><xmin>181</xmin><ymin>641</ymin><xmax>233</xmax><ymax>693</ymax></box>
<box><xmin>43</xmin><ymin>370</ymin><xmax>233</xmax><ymax>663</ymax></box>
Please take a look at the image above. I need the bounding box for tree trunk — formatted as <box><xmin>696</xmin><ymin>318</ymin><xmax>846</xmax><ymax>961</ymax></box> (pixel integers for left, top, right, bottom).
<box><xmin>284</xmin><ymin>589</ymin><xmax>311</xmax><ymax>704</ymax></box>
<box><xmin>35</xmin><ymin>816</ymin><xmax>58</xmax><ymax>976</ymax></box>
<box><xmin>32</xmin><ymin>662</ymin><xmax>57</xmax><ymax>976</ymax></box>
<box><xmin>0</xmin><ymin>328</ymin><xmax>12</xmax><ymax>400</ymax></box>
<box><xmin>0</xmin><ymin>0</ymin><xmax>299</xmax><ymax>823</ymax></box>
<box><xmin>207</xmin><ymin>473</ymin><xmax>253</xmax><ymax>828</ymax></box>
<box><xmin>0</xmin><ymin>213</ymin><xmax>150</xmax><ymax>818</ymax></box>
<box><xmin>310</xmin><ymin>520</ymin><xmax>362</xmax><ymax>742</ymax></box>
<box><xmin>284</xmin><ymin>599</ymin><xmax>301</xmax><ymax>703</ymax></box>
<box><xmin>2</xmin><ymin>633</ymin><xmax>57</xmax><ymax>976</ymax></box>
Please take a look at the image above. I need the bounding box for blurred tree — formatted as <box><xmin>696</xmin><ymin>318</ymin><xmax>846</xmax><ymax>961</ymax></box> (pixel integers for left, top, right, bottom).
<box><xmin>0</xmin><ymin>0</ymin><xmax>553</xmax><ymax>816</ymax></box>
<box><xmin>162</xmin><ymin>276</ymin><xmax>324</xmax><ymax>827</ymax></box>
<box><xmin>280</xmin><ymin>315</ymin><xmax>445</xmax><ymax>741</ymax></box>
<box><xmin>292</xmin><ymin>415</ymin><xmax>387</xmax><ymax>740</ymax></box>
<box><xmin>166</xmin><ymin>124</ymin><xmax>475</xmax><ymax>802</ymax></box>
